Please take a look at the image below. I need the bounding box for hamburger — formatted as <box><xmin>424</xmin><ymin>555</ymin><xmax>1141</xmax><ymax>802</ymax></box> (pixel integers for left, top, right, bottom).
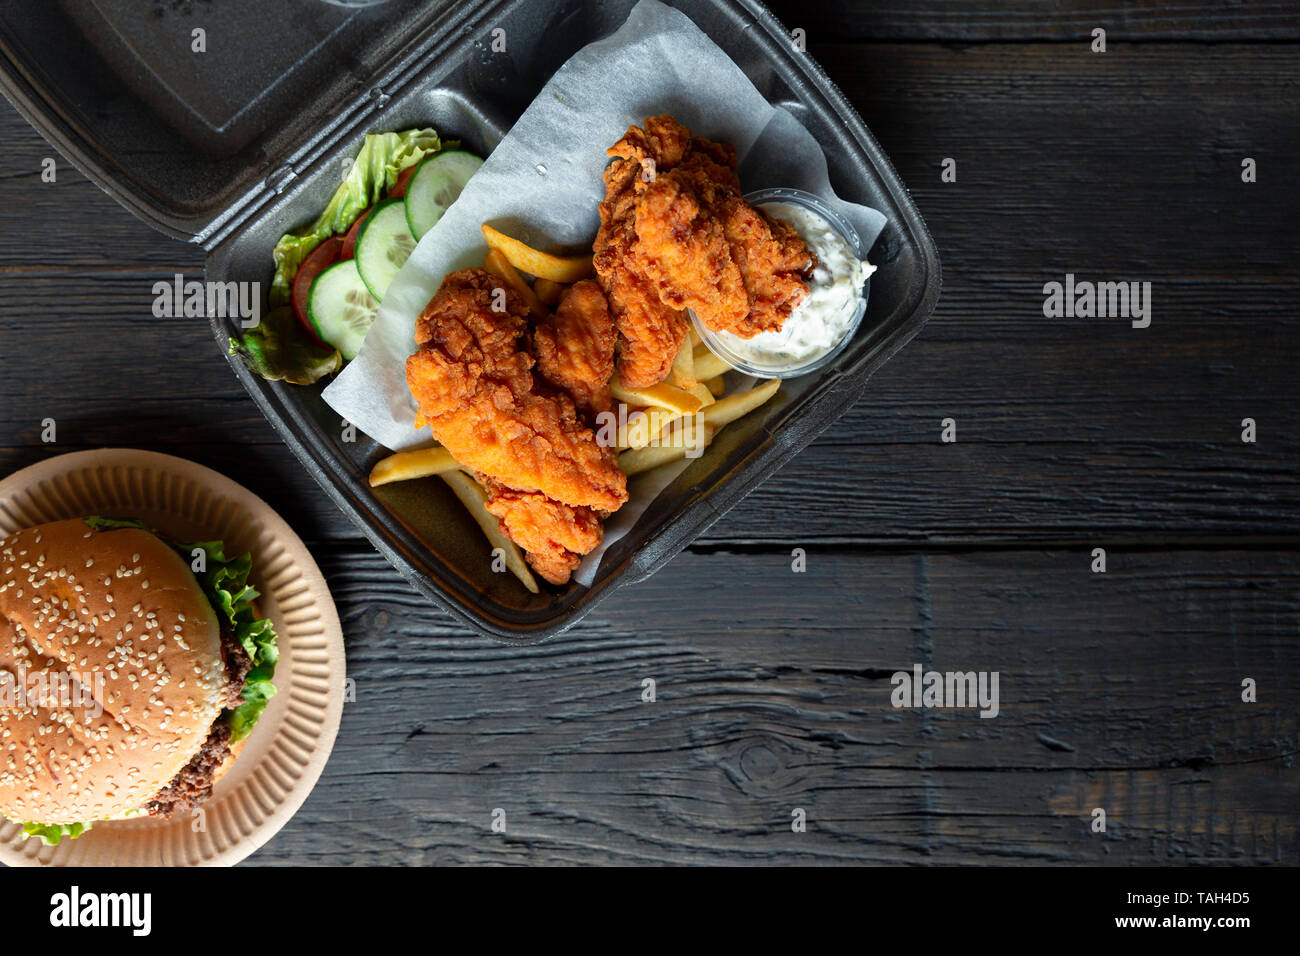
<box><xmin>0</xmin><ymin>517</ymin><xmax>278</xmax><ymax>844</ymax></box>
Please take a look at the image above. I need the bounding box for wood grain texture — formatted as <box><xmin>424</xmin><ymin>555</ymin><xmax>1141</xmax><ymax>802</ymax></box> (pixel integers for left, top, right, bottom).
<box><xmin>765</xmin><ymin>0</ymin><xmax>1300</xmax><ymax>42</ymax></box>
<box><xmin>0</xmin><ymin>19</ymin><xmax>1295</xmax><ymax>865</ymax></box>
<box><xmin>247</xmin><ymin>549</ymin><xmax>1298</xmax><ymax>864</ymax></box>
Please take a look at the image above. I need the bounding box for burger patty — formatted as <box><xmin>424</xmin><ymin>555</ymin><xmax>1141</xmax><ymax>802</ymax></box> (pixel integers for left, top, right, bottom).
<box><xmin>145</xmin><ymin>718</ymin><xmax>232</xmax><ymax>817</ymax></box>
<box><xmin>220</xmin><ymin>621</ymin><xmax>253</xmax><ymax>708</ymax></box>
<box><xmin>145</xmin><ymin>624</ymin><xmax>252</xmax><ymax>818</ymax></box>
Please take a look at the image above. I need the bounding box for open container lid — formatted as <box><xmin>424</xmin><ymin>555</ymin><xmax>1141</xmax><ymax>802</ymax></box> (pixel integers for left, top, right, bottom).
<box><xmin>0</xmin><ymin>0</ymin><xmax>476</xmax><ymax>243</ymax></box>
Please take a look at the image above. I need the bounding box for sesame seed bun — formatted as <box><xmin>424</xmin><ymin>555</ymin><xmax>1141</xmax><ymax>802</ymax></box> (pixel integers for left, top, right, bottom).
<box><xmin>0</xmin><ymin>518</ymin><xmax>229</xmax><ymax>824</ymax></box>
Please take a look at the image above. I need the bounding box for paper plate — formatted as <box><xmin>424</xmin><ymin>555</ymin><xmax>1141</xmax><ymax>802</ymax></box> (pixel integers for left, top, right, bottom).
<box><xmin>0</xmin><ymin>449</ymin><xmax>345</xmax><ymax>866</ymax></box>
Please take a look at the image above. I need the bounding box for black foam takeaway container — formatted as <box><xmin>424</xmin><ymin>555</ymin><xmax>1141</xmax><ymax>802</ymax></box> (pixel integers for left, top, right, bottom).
<box><xmin>0</xmin><ymin>0</ymin><xmax>940</xmax><ymax>642</ymax></box>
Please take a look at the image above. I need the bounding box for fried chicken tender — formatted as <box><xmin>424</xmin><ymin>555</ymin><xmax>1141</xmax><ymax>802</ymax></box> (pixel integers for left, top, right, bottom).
<box><xmin>592</xmin><ymin>116</ymin><xmax>701</xmax><ymax>388</ymax></box>
<box><xmin>481</xmin><ymin>481</ymin><xmax>605</xmax><ymax>586</ymax></box>
<box><xmin>531</xmin><ymin>279</ymin><xmax>616</xmax><ymax>420</ymax></box>
<box><xmin>405</xmin><ymin>269</ymin><xmax>628</xmax><ymax>583</ymax></box>
<box><xmin>639</xmin><ymin>170</ymin><xmax>814</xmax><ymax>338</ymax></box>
<box><xmin>593</xmin><ymin>114</ymin><xmax>815</xmax><ymax>385</ymax></box>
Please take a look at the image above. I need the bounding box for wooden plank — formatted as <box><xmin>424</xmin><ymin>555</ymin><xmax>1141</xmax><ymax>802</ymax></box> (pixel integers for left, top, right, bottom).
<box><xmin>256</xmin><ymin>763</ymin><xmax>1296</xmax><ymax>864</ymax></box>
<box><xmin>765</xmin><ymin>0</ymin><xmax>1300</xmax><ymax>42</ymax></box>
<box><xmin>241</xmin><ymin>546</ymin><xmax>1297</xmax><ymax>864</ymax></box>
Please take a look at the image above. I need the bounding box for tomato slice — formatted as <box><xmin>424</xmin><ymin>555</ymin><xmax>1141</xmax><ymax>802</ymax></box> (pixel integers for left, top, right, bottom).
<box><xmin>291</xmin><ymin>236</ymin><xmax>344</xmax><ymax>338</ymax></box>
<box><xmin>340</xmin><ymin>206</ymin><xmax>372</xmax><ymax>260</ymax></box>
<box><xmin>388</xmin><ymin>163</ymin><xmax>418</xmax><ymax>200</ymax></box>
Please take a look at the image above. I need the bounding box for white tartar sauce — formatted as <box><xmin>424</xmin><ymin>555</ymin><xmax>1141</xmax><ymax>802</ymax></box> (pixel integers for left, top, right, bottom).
<box><xmin>715</xmin><ymin>200</ymin><xmax>875</xmax><ymax>368</ymax></box>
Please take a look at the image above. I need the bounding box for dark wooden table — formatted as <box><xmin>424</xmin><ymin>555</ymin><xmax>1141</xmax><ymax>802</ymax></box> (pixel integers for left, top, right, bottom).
<box><xmin>1</xmin><ymin>2</ymin><xmax>1296</xmax><ymax>865</ymax></box>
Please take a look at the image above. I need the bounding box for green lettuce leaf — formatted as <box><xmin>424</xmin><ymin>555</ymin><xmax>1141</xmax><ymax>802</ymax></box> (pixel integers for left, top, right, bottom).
<box><xmin>21</xmin><ymin>821</ymin><xmax>90</xmax><ymax>846</ymax></box>
<box><xmin>185</xmin><ymin>540</ymin><xmax>279</xmax><ymax>742</ymax></box>
<box><xmin>227</xmin><ymin>306</ymin><xmax>342</xmax><ymax>385</ymax></box>
<box><xmin>82</xmin><ymin>515</ymin><xmax>150</xmax><ymax>533</ymax></box>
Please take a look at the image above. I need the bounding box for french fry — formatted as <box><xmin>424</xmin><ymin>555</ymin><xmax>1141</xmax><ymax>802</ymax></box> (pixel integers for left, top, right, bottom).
<box><xmin>619</xmin><ymin>442</ymin><xmax>685</xmax><ymax>476</ymax></box>
<box><xmin>620</xmin><ymin>407</ymin><xmax>683</xmax><ymax>450</ymax></box>
<box><xmin>700</xmin><ymin>379</ymin><xmax>780</xmax><ymax>428</ymax></box>
<box><xmin>687</xmin><ymin>325</ymin><xmax>702</xmax><ymax>349</ymax></box>
<box><xmin>619</xmin><ymin>409</ymin><xmax>651</xmax><ymax>450</ymax></box>
<box><xmin>703</xmin><ymin>375</ymin><xmax>725</xmax><ymax>396</ymax></box>
<box><xmin>610</xmin><ymin>376</ymin><xmax>704</xmax><ymax>415</ymax></box>
<box><xmin>644</xmin><ymin>397</ymin><xmax>702</xmax><ymax>449</ymax></box>
<box><xmin>619</xmin><ymin>422</ymin><xmax>715</xmax><ymax>476</ymax></box>
<box><xmin>481</xmin><ymin>223</ymin><xmax>594</xmax><ymax>282</ymax></box>
<box><xmin>368</xmin><ymin>445</ymin><xmax>459</xmax><ymax>487</ymax></box>
<box><xmin>669</xmin><ymin>336</ymin><xmax>697</xmax><ymax>390</ymax></box>
<box><xmin>693</xmin><ymin>344</ymin><xmax>730</xmax><ymax>381</ymax></box>
<box><xmin>439</xmin><ymin>469</ymin><xmax>539</xmax><ymax>595</ymax></box>
<box><xmin>617</xmin><ymin>381</ymin><xmax>781</xmax><ymax>477</ymax></box>
<box><xmin>484</xmin><ymin>248</ymin><xmax>549</xmax><ymax>318</ymax></box>
<box><xmin>534</xmin><ymin>277</ymin><xmax>567</xmax><ymax>307</ymax></box>
<box><xmin>687</xmin><ymin>382</ymin><xmax>716</xmax><ymax>408</ymax></box>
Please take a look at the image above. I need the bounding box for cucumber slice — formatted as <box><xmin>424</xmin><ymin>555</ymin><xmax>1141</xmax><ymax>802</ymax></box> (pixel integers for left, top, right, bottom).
<box><xmin>306</xmin><ymin>259</ymin><xmax>378</xmax><ymax>361</ymax></box>
<box><xmin>354</xmin><ymin>198</ymin><xmax>415</xmax><ymax>301</ymax></box>
<box><xmin>405</xmin><ymin>150</ymin><xmax>484</xmax><ymax>239</ymax></box>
